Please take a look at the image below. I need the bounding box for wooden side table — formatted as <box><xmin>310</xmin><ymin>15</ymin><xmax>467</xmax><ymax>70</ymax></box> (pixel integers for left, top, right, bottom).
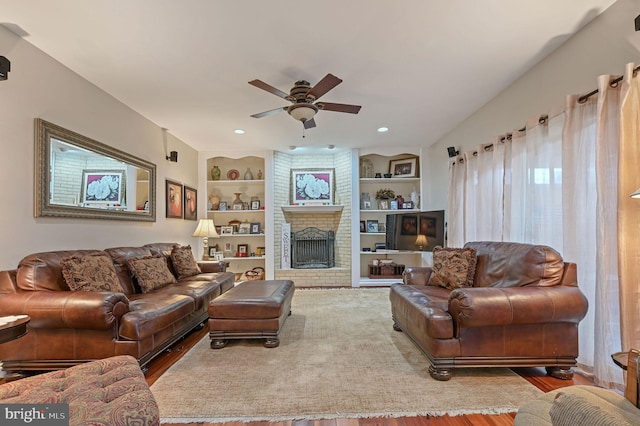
<box><xmin>0</xmin><ymin>315</ymin><xmax>30</xmax><ymax>344</ymax></box>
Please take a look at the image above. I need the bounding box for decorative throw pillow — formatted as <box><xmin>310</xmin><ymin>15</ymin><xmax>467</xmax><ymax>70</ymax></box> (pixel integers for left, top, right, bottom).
<box><xmin>61</xmin><ymin>253</ymin><xmax>125</xmax><ymax>293</ymax></box>
<box><xmin>127</xmin><ymin>256</ymin><xmax>177</xmax><ymax>293</ymax></box>
<box><xmin>170</xmin><ymin>245</ymin><xmax>201</xmax><ymax>278</ymax></box>
<box><xmin>550</xmin><ymin>392</ymin><xmax>632</xmax><ymax>426</ymax></box>
<box><xmin>427</xmin><ymin>246</ymin><xmax>477</xmax><ymax>290</ymax></box>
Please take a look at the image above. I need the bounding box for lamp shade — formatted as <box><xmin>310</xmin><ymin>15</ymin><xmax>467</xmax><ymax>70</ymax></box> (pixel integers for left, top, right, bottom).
<box><xmin>415</xmin><ymin>234</ymin><xmax>428</xmax><ymax>250</ymax></box>
<box><xmin>631</xmin><ymin>187</ymin><xmax>640</xmax><ymax>198</ymax></box>
<box><xmin>288</xmin><ymin>104</ymin><xmax>318</xmax><ymax>122</ymax></box>
<box><xmin>192</xmin><ymin>219</ymin><xmax>219</xmax><ymax>238</ymax></box>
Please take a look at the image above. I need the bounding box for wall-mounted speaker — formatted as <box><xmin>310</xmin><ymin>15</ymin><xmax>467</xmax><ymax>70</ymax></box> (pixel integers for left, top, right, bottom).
<box><xmin>166</xmin><ymin>151</ymin><xmax>178</xmax><ymax>162</ymax></box>
<box><xmin>447</xmin><ymin>146</ymin><xmax>459</xmax><ymax>158</ymax></box>
<box><xmin>0</xmin><ymin>56</ymin><xmax>10</xmax><ymax>81</ymax></box>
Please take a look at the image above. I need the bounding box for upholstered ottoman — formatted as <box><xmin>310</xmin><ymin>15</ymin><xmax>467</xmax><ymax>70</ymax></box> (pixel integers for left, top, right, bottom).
<box><xmin>0</xmin><ymin>355</ymin><xmax>159</xmax><ymax>426</ymax></box>
<box><xmin>208</xmin><ymin>280</ymin><xmax>295</xmax><ymax>348</ymax></box>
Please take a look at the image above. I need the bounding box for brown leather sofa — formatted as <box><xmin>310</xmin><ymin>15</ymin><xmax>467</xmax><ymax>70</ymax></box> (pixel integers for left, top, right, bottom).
<box><xmin>390</xmin><ymin>241</ymin><xmax>589</xmax><ymax>381</ymax></box>
<box><xmin>0</xmin><ymin>242</ymin><xmax>234</xmax><ymax>374</ymax></box>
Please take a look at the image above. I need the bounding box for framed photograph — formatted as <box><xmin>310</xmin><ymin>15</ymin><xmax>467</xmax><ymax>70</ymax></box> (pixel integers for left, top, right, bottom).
<box><xmin>165</xmin><ymin>179</ymin><xmax>183</xmax><ymax>219</ymax></box>
<box><xmin>224</xmin><ymin>242</ymin><xmax>233</xmax><ymax>252</ymax></box>
<box><xmin>378</xmin><ymin>199</ymin><xmax>389</xmax><ymax>210</ymax></box>
<box><xmin>363</xmin><ymin>200</ymin><xmax>372</xmax><ymax>210</ymax></box>
<box><xmin>208</xmin><ymin>247</ymin><xmax>217</xmax><ymax>257</ymax></box>
<box><xmin>237</xmin><ymin>244</ymin><xmax>248</xmax><ymax>255</ymax></box>
<box><xmin>291</xmin><ymin>168</ymin><xmax>335</xmax><ymax>205</ymax></box>
<box><xmin>367</xmin><ymin>220</ymin><xmax>379</xmax><ymax>233</ymax></box>
<box><xmin>360</xmin><ymin>220</ymin><xmax>366</xmax><ymax>233</ymax></box>
<box><xmin>219</xmin><ymin>201</ymin><xmax>228</xmax><ymax>211</ymax></box>
<box><xmin>389</xmin><ymin>156</ymin><xmax>419</xmax><ymax>178</ymax></box>
<box><xmin>390</xmin><ymin>200</ymin><xmax>398</xmax><ymax>210</ymax></box>
<box><xmin>250</xmin><ymin>222</ymin><xmax>261</xmax><ymax>234</ymax></box>
<box><xmin>238</xmin><ymin>222</ymin><xmax>251</xmax><ymax>234</ymax></box>
<box><xmin>251</xmin><ymin>200</ymin><xmax>261</xmax><ymax>210</ymax></box>
<box><xmin>232</xmin><ymin>203</ymin><xmax>243</xmax><ymax>210</ymax></box>
<box><xmin>220</xmin><ymin>225</ymin><xmax>234</xmax><ymax>235</ymax></box>
<box><xmin>213</xmin><ymin>253</ymin><xmax>225</xmax><ymax>261</ymax></box>
<box><xmin>183</xmin><ymin>186</ymin><xmax>197</xmax><ymax>221</ymax></box>
<box><xmin>378</xmin><ymin>223</ymin><xmax>386</xmax><ymax>233</ymax></box>
<box><xmin>81</xmin><ymin>170</ymin><xmax>124</xmax><ymax>206</ymax></box>
<box><xmin>402</xmin><ymin>201</ymin><xmax>414</xmax><ymax>210</ymax></box>
<box><xmin>257</xmin><ymin>246</ymin><xmax>265</xmax><ymax>256</ymax></box>
<box><xmin>401</xmin><ymin>214</ymin><xmax>418</xmax><ymax>235</ymax></box>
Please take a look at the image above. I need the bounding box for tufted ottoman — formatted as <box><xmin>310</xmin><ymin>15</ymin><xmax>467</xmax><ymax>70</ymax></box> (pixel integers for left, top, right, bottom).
<box><xmin>0</xmin><ymin>355</ymin><xmax>159</xmax><ymax>426</ymax></box>
<box><xmin>208</xmin><ymin>279</ymin><xmax>295</xmax><ymax>348</ymax></box>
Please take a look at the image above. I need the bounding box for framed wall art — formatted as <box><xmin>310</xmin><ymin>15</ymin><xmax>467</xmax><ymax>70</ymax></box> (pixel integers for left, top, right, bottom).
<box><xmin>183</xmin><ymin>186</ymin><xmax>197</xmax><ymax>221</ymax></box>
<box><xmin>165</xmin><ymin>179</ymin><xmax>183</xmax><ymax>219</ymax></box>
<box><xmin>389</xmin><ymin>157</ymin><xmax>419</xmax><ymax>178</ymax></box>
<box><xmin>81</xmin><ymin>170</ymin><xmax>124</xmax><ymax>206</ymax></box>
<box><xmin>291</xmin><ymin>168</ymin><xmax>335</xmax><ymax>205</ymax></box>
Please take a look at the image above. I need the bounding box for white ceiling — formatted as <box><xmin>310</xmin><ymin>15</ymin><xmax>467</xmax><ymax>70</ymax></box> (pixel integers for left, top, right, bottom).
<box><xmin>1</xmin><ymin>0</ymin><xmax>618</xmax><ymax>154</ymax></box>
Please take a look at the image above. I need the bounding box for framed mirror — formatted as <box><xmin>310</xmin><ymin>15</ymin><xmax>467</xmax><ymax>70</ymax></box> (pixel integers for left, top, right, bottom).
<box><xmin>35</xmin><ymin>118</ymin><xmax>156</xmax><ymax>221</ymax></box>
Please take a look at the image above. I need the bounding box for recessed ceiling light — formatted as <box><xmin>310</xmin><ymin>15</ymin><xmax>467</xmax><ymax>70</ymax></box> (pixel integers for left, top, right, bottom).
<box><xmin>377</xmin><ymin>127</ymin><xmax>389</xmax><ymax>133</ymax></box>
<box><xmin>234</xmin><ymin>129</ymin><xmax>245</xmax><ymax>135</ymax></box>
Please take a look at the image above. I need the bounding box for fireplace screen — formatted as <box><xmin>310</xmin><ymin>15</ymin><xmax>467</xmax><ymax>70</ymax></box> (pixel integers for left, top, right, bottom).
<box><xmin>291</xmin><ymin>227</ymin><xmax>335</xmax><ymax>269</ymax></box>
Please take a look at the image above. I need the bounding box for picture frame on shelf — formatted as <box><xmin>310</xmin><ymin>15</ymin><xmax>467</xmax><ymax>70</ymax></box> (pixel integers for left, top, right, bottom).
<box><xmin>390</xmin><ymin>200</ymin><xmax>398</xmax><ymax>210</ymax></box>
<box><xmin>378</xmin><ymin>199</ymin><xmax>389</xmax><ymax>210</ymax></box>
<box><xmin>208</xmin><ymin>247</ymin><xmax>217</xmax><ymax>257</ymax></box>
<box><xmin>251</xmin><ymin>200</ymin><xmax>261</xmax><ymax>210</ymax></box>
<box><xmin>367</xmin><ymin>220</ymin><xmax>379</xmax><ymax>233</ymax></box>
<box><xmin>389</xmin><ymin>156</ymin><xmax>419</xmax><ymax>178</ymax></box>
<box><xmin>237</xmin><ymin>244</ymin><xmax>248</xmax><ymax>256</ymax></box>
<box><xmin>218</xmin><ymin>201</ymin><xmax>227</xmax><ymax>211</ymax></box>
<box><xmin>360</xmin><ymin>220</ymin><xmax>366</xmax><ymax>233</ymax></box>
<box><xmin>232</xmin><ymin>203</ymin><xmax>243</xmax><ymax>210</ymax></box>
<box><xmin>363</xmin><ymin>200</ymin><xmax>372</xmax><ymax>210</ymax></box>
<box><xmin>402</xmin><ymin>201</ymin><xmax>414</xmax><ymax>210</ymax></box>
<box><xmin>183</xmin><ymin>186</ymin><xmax>197</xmax><ymax>221</ymax></box>
<box><xmin>165</xmin><ymin>179</ymin><xmax>183</xmax><ymax>219</ymax></box>
<box><xmin>238</xmin><ymin>222</ymin><xmax>251</xmax><ymax>234</ymax></box>
<box><xmin>290</xmin><ymin>168</ymin><xmax>335</xmax><ymax>205</ymax></box>
<box><xmin>224</xmin><ymin>242</ymin><xmax>233</xmax><ymax>252</ymax></box>
<box><xmin>81</xmin><ymin>170</ymin><xmax>123</xmax><ymax>206</ymax></box>
<box><xmin>213</xmin><ymin>253</ymin><xmax>224</xmax><ymax>261</ymax></box>
<box><xmin>378</xmin><ymin>223</ymin><xmax>386</xmax><ymax>233</ymax></box>
<box><xmin>250</xmin><ymin>222</ymin><xmax>261</xmax><ymax>234</ymax></box>
<box><xmin>257</xmin><ymin>246</ymin><xmax>265</xmax><ymax>256</ymax></box>
<box><xmin>220</xmin><ymin>225</ymin><xmax>234</xmax><ymax>235</ymax></box>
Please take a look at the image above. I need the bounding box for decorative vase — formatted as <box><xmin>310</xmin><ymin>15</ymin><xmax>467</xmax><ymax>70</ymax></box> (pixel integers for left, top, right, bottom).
<box><xmin>208</xmin><ymin>194</ymin><xmax>220</xmax><ymax>210</ymax></box>
<box><xmin>211</xmin><ymin>165</ymin><xmax>221</xmax><ymax>180</ymax></box>
<box><xmin>232</xmin><ymin>193</ymin><xmax>243</xmax><ymax>209</ymax></box>
<box><xmin>395</xmin><ymin>194</ymin><xmax>404</xmax><ymax>209</ymax></box>
<box><xmin>410</xmin><ymin>187</ymin><xmax>419</xmax><ymax>209</ymax></box>
<box><xmin>244</xmin><ymin>168</ymin><xmax>253</xmax><ymax>180</ymax></box>
<box><xmin>257</xmin><ymin>169</ymin><xmax>263</xmax><ymax>179</ymax></box>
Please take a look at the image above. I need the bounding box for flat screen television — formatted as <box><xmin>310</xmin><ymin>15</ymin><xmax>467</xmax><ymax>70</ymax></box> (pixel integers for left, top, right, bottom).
<box><xmin>385</xmin><ymin>210</ymin><xmax>445</xmax><ymax>252</ymax></box>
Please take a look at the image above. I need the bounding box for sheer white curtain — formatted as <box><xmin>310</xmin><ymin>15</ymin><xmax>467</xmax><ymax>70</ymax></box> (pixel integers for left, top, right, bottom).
<box><xmin>447</xmin><ymin>157</ymin><xmax>465</xmax><ymax>247</ymax></box>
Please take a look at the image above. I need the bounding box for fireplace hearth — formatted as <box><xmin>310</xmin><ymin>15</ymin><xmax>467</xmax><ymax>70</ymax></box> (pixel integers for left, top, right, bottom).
<box><xmin>291</xmin><ymin>227</ymin><xmax>335</xmax><ymax>269</ymax></box>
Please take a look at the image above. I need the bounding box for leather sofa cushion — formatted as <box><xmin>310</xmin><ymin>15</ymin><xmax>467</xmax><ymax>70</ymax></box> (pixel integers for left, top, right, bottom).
<box><xmin>465</xmin><ymin>241</ymin><xmax>565</xmax><ymax>288</ymax></box>
<box><xmin>120</xmin><ymin>293</ymin><xmax>194</xmax><ymax>340</ymax></box>
<box><xmin>127</xmin><ymin>256</ymin><xmax>176</xmax><ymax>293</ymax></box>
<box><xmin>428</xmin><ymin>246</ymin><xmax>477</xmax><ymax>289</ymax></box>
<box><xmin>17</xmin><ymin>250</ymin><xmax>107</xmax><ymax>291</ymax></box>
<box><xmin>170</xmin><ymin>245</ymin><xmax>201</xmax><ymax>278</ymax></box>
<box><xmin>61</xmin><ymin>253</ymin><xmax>125</xmax><ymax>293</ymax></box>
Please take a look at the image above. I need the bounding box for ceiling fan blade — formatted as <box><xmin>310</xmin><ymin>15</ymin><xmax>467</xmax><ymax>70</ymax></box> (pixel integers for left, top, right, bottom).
<box><xmin>248</xmin><ymin>79</ymin><xmax>289</xmax><ymax>99</ymax></box>
<box><xmin>306</xmin><ymin>73</ymin><xmax>342</xmax><ymax>101</ymax></box>
<box><xmin>303</xmin><ymin>118</ymin><xmax>316</xmax><ymax>129</ymax></box>
<box><xmin>317</xmin><ymin>102</ymin><xmax>362</xmax><ymax>114</ymax></box>
<box><xmin>250</xmin><ymin>106</ymin><xmax>287</xmax><ymax>118</ymax></box>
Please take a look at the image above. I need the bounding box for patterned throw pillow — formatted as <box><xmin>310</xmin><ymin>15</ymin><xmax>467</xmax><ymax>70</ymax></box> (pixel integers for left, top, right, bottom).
<box><xmin>61</xmin><ymin>253</ymin><xmax>125</xmax><ymax>293</ymax></box>
<box><xmin>170</xmin><ymin>245</ymin><xmax>201</xmax><ymax>278</ymax></box>
<box><xmin>427</xmin><ymin>246</ymin><xmax>477</xmax><ymax>290</ymax></box>
<box><xmin>127</xmin><ymin>256</ymin><xmax>177</xmax><ymax>293</ymax></box>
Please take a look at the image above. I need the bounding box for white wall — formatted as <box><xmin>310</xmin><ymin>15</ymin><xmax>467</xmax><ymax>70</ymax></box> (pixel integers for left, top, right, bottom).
<box><xmin>424</xmin><ymin>0</ymin><xmax>640</xmax><ymax>210</ymax></box>
<box><xmin>0</xmin><ymin>25</ymin><xmax>201</xmax><ymax>270</ymax></box>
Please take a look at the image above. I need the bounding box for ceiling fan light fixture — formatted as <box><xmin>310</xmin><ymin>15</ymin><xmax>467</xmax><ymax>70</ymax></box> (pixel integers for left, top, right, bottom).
<box><xmin>288</xmin><ymin>104</ymin><xmax>318</xmax><ymax>122</ymax></box>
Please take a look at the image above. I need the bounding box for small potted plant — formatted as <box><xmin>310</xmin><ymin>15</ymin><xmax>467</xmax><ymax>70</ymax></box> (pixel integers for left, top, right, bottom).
<box><xmin>375</xmin><ymin>188</ymin><xmax>395</xmax><ymax>209</ymax></box>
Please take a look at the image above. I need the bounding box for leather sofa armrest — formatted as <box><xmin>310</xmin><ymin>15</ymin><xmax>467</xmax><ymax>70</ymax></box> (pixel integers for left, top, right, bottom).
<box><xmin>402</xmin><ymin>267</ymin><xmax>433</xmax><ymax>286</ymax></box>
<box><xmin>0</xmin><ymin>291</ymin><xmax>129</xmax><ymax>330</ymax></box>
<box><xmin>198</xmin><ymin>261</ymin><xmax>227</xmax><ymax>273</ymax></box>
<box><xmin>448</xmin><ymin>286</ymin><xmax>588</xmax><ymax>329</ymax></box>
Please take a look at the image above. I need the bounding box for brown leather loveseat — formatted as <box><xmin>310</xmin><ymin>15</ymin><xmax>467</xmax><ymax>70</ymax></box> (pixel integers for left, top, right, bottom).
<box><xmin>0</xmin><ymin>242</ymin><xmax>234</xmax><ymax>374</ymax></box>
<box><xmin>390</xmin><ymin>241</ymin><xmax>588</xmax><ymax>381</ymax></box>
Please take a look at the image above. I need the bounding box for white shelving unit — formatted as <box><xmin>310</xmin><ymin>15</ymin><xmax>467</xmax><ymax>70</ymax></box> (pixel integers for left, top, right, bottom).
<box><xmin>355</xmin><ymin>152</ymin><xmax>425</xmax><ymax>286</ymax></box>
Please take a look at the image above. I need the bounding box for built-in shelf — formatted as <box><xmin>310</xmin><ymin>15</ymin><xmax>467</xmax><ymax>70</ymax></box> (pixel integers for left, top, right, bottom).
<box><xmin>216</xmin><ymin>233</ymin><xmax>264</xmax><ymax>238</ymax></box>
<box><xmin>223</xmin><ymin>256</ymin><xmax>266</xmax><ymax>261</ymax></box>
<box><xmin>206</xmin><ymin>179</ymin><xmax>265</xmax><ymax>184</ymax></box>
<box><xmin>281</xmin><ymin>205</ymin><xmax>344</xmax><ymax>214</ymax></box>
<box><xmin>360</xmin><ymin>250</ymin><xmax>423</xmax><ymax>255</ymax></box>
<box><xmin>360</xmin><ymin>177</ymin><xmax>420</xmax><ymax>183</ymax></box>
<box><xmin>360</xmin><ymin>209</ymin><xmax>420</xmax><ymax>214</ymax></box>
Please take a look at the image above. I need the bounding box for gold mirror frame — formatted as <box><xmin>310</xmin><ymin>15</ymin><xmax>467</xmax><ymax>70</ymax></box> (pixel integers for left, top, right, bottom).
<box><xmin>34</xmin><ymin>118</ymin><xmax>156</xmax><ymax>222</ymax></box>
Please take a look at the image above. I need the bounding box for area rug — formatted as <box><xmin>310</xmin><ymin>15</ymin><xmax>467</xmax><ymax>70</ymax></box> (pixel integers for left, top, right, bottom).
<box><xmin>151</xmin><ymin>288</ymin><xmax>542</xmax><ymax>423</ymax></box>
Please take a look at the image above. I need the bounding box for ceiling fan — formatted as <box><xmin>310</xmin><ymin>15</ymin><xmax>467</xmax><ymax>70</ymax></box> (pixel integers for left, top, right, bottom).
<box><xmin>248</xmin><ymin>73</ymin><xmax>361</xmax><ymax>129</ymax></box>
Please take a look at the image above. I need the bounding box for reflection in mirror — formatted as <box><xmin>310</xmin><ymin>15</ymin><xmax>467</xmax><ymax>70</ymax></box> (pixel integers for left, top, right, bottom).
<box><xmin>35</xmin><ymin>119</ymin><xmax>156</xmax><ymax>221</ymax></box>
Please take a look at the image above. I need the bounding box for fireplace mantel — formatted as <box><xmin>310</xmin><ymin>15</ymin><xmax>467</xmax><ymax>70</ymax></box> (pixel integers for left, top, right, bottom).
<box><xmin>281</xmin><ymin>205</ymin><xmax>344</xmax><ymax>214</ymax></box>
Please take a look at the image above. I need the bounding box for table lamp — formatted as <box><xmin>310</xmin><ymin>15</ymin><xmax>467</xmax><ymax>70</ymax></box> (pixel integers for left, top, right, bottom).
<box><xmin>415</xmin><ymin>234</ymin><xmax>428</xmax><ymax>251</ymax></box>
<box><xmin>192</xmin><ymin>219</ymin><xmax>219</xmax><ymax>260</ymax></box>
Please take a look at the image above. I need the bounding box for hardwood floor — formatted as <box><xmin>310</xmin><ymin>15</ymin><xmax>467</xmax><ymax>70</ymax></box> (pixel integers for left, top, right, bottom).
<box><xmin>146</xmin><ymin>326</ymin><xmax>594</xmax><ymax>426</ymax></box>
